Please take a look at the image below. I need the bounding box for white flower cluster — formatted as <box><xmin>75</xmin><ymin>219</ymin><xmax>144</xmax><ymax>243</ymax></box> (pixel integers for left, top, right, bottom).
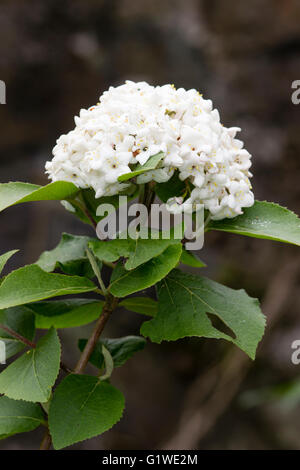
<box><xmin>46</xmin><ymin>80</ymin><xmax>254</xmax><ymax>220</ymax></box>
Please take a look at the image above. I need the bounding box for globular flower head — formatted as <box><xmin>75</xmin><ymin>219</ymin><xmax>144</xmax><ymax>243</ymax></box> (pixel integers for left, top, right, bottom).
<box><xmin>46</xmin><ymin>80</ymin><xmax>254</xmax><ymax>220</ymax></box>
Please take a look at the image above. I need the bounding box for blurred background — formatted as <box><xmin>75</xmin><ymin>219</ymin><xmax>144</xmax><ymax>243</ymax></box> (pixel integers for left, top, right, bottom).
<box><xmin>0</xmin><ymin>0</ymin><xmax>300</xmax><ymax>450</ymax></box>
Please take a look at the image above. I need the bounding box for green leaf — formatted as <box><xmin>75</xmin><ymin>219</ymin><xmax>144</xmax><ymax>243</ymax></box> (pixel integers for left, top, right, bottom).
<box><xmin>0</xmin><ymin>433</ymin><xmax>15</xmax><ymax>440</ymax></box>
<box><xmin>73</xmin><ymin>186</ymin><xmax>138</xmax><ymax>225</ymax></box>
<box><xmin>83</xmin><ymin>188</ymin><xmax>135</xmax><ymax>221</ymax></box>
<box><xmin>89</xmin><ymin>231</ymin><xmax>180</xmax><ymax>271</ymax></box>
<box><xmin>83</xmin><ymin>189</ymin><xmax>120</xmax><ymax>222</ymax></box>
<box><xmin>141</xmin><ymin>269</ymin><xmax>265</xmax><ymax>359</ymax></box>
<box><xmin>119</xmin><ymin>297</ymin><xmax>158</xmax><ymax>316</ymax></box>
<box><xmin>100</xmin><ymin>345</ymin><xmax>114</xmax><ymax>380</ymax></box>
<box><xmin>78</xmin><ymin>335</ymin><xmax>146</xmax><ymax>369</ymax></box>
<box><xmin>0</xmin><ymin>181</ymin><xmax>79</xmax><ymax>213</ymax></box>
<box><xmin>118</xmin><ymin>152</ymin><xmax>164</xmax><ymax>182</ymax></box>
<box><xmin>0</xmin><ymin>265</ymin><xmax>96</xmax><ymax>310</ymax></box>
<box><xmin>27</xmin><ymin>299</ymin><xmax>104</xmax><ymax>329</ymax></box>
<box><xmin>208</xmin><ymin>201</ymin><xmax>300</xmax><ymax>246</ymax></box>
<box><xmin>0</xmin><ymin>396</ymin><xmax>45</xmax><ymax>437</ymax></box>
<box><xmin>56</xmin><ymin>259</ymin><xmax>97</xmax><ymax>278</ymax></box>
<box><xmin>0</xmin><ymin>306</ymin><xmax>35</xmax><ymax>358</ymax></box>
<box><xmin>180</xmin><ymin>248</ymin><xmax>206</xmax><ymax>268</ymax></box>
<box><xmin>49</xmin><ymin>375</ymin><xmax>125</xmax><ymax>449</ymax></box>
<box><xmin>0</xmin><ymin>433</ymin><xmax>14</xmax><ymax>440</ymax></box>
<box><xmin>109</xmin><ymin>244</ymin><xmax>182</xmax><ymax>297</ymax></box>
<box><xmin>154</xmin><ymin>170</ymin><xmax>187</xmax><ymax>202</ymax></box>
<box><xmin>36</xmin><ymin>233</ymin><xmax>94</xmax><ymax>274</ymax></box>
<box><xmin>0</xmin><ymin>250</ymin><xmax>19</xmax><ymax>275</ymax></box>
<box><xmin>0</xmin><ymin>328</ymin><xmax>61</xmax><ymax>402</ymax></box>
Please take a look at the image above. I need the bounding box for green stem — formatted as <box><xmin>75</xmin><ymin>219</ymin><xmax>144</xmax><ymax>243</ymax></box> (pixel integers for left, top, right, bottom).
<box><xmin>67</xmin><ymin>198</ymin><xmax>97</xmax><ymax>229</ymax></box>
<box><xmin>95</xmin><ymin>287</ymin><xmax>105</xmax><ymax>296</ymax></box>
<box><xmin>74</xmin><ymin>294</ymin><xmax>118</xmax><ymax>374</ymax></box>
<box><xmin>40</xmin><ymin>427</ymin><xmax>52</xmax><ymax>451</ymax></box>
<box><xmin>0</xmin><ymin>324</ymin><xmax>36</xmax><ymax>349</ymax></box>
<box><xmin>138</xmin><ymin>183</ymin><xmax>145</xmax><ymax>204</ymax></box>
<box><xmin>143</xmin><ymin>182</ymin><xmax>156</xmax><ymax>211</ymax></box>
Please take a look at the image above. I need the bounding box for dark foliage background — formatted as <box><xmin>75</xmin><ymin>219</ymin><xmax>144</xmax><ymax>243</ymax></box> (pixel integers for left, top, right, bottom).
<box><xmin>0</xmin><ymin>0</ymin><xmax>300</xmax><ymax>450</ymax></box>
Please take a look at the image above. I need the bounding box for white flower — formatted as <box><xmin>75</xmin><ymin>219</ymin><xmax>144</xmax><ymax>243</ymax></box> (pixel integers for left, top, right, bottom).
<box><xmin>46</xmin><ymin>80</ymin><xmax>254</xmax><ymax>219</ymax></box>
<box><xmin>166</xmin><ymin>196</ymin><xmax>184</xmax><ymax>214</ymax></box>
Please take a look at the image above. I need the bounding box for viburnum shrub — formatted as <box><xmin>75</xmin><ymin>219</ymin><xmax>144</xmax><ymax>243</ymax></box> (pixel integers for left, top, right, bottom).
<box><xmin>0</xmin><ymin>81</ymin><xmax>299</xmax><ymax>450</ymax></box>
